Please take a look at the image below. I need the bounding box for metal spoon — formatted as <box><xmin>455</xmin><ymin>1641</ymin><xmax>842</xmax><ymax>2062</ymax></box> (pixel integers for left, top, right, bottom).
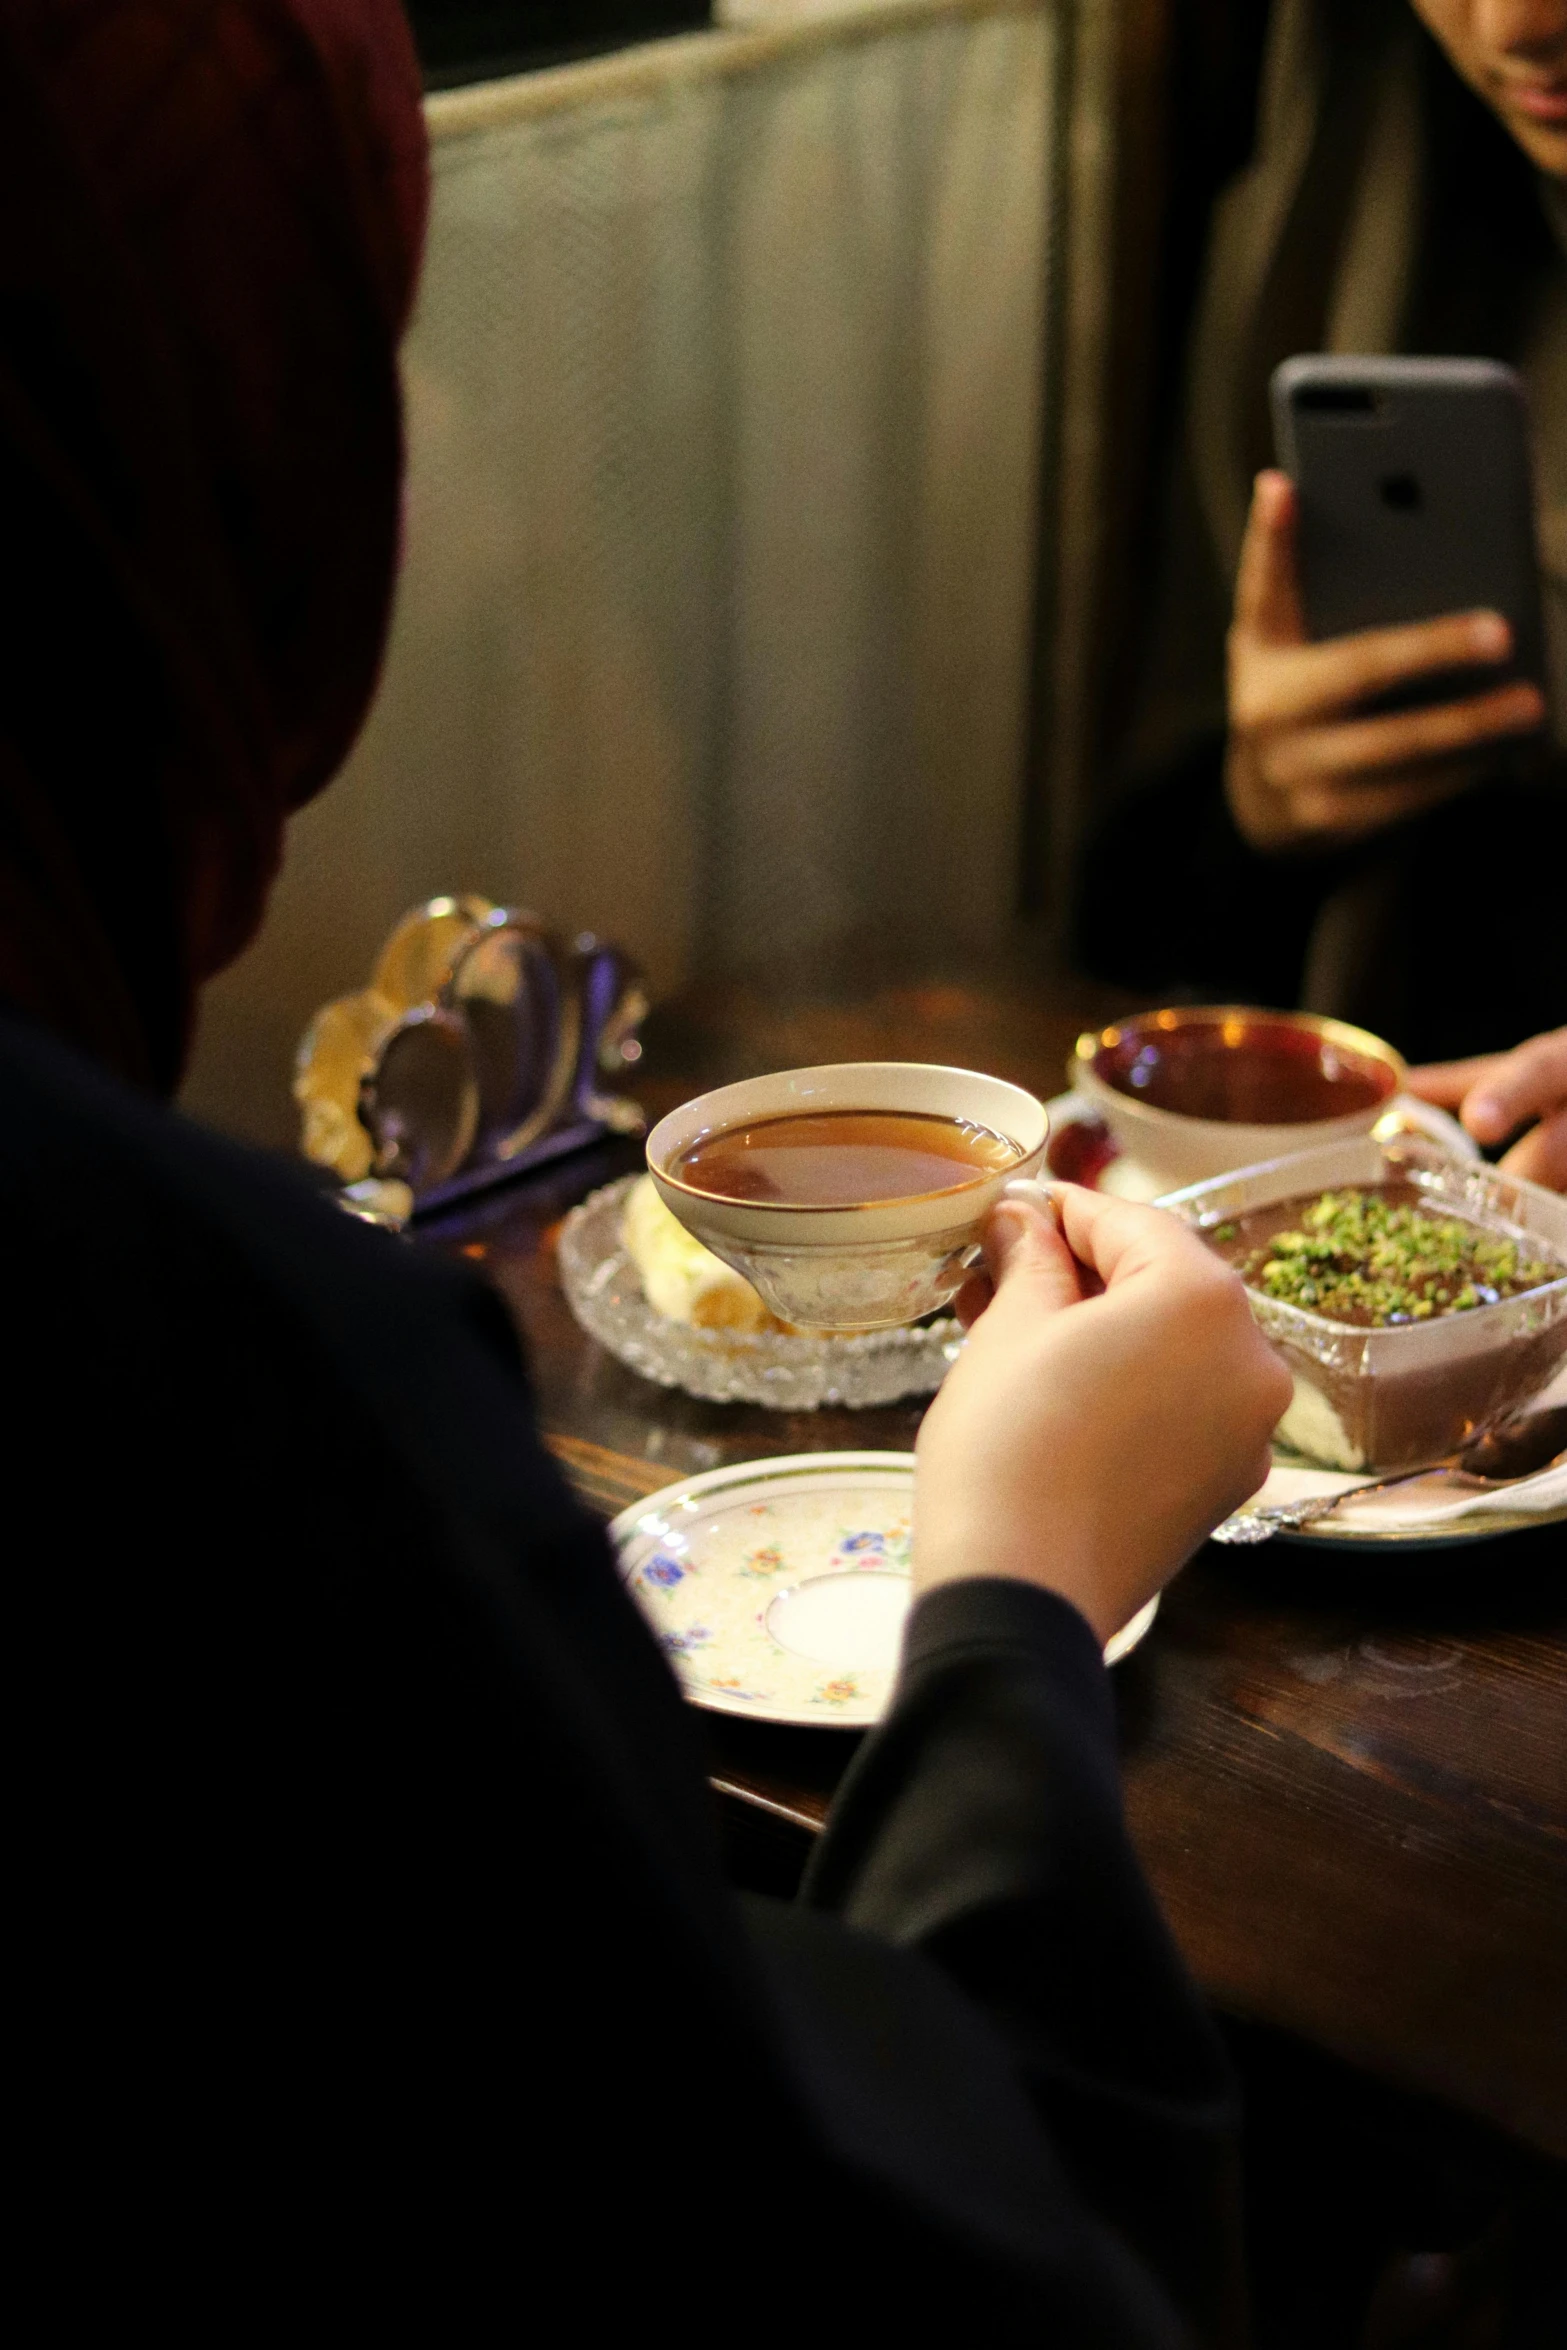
<box><xmin>1212</xmin><ymin>1404</ymin><xmax>1567</xmax><ymax>1544</ymax></box>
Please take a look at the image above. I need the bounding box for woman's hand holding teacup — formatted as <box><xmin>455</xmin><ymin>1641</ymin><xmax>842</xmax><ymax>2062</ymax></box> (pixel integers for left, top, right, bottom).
<box><xmin>914</xmin><ymin>1186</ymin><xmax>1291</xmax><ymax>1645</ymax></box>
<box><xmin>1225</xmin><ymin>470</ymin><xmax>1546</xmax><ymax>853</ymax></box>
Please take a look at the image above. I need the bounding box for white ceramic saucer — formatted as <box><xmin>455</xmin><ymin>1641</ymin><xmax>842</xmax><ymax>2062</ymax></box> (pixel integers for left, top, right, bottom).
<box><xmin>1240</xmin><ymin>1358</ymin><xmax>1567</xmax><ymax>1552</ymax></box>
<box><xmin>1238</xmin><ymin>1451</ymin><xmax>1567</xmax><ymax>1551</ymax></box>
<box><xmin>611</xmin><ymin>1451</ymin><xmax>1158</xmax><ymax>1727</ymax></box>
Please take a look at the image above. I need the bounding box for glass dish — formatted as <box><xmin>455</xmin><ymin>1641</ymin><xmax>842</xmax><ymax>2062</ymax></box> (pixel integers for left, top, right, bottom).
<box><xmin>1162</xmin><ymin>1135</ymin><xmax>1567</xmax><ymax>1471</ymax></box>
<box><xmin>558</xmin><ymin>1177</ymin><xmax>964</xmax><ymax>1409</ymax></box>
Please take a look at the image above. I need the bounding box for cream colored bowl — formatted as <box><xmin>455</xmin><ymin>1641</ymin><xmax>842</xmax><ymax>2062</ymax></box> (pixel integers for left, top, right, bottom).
<box><xmin>1072</xmin><ymin>1006</ymin><xmax>1405</xmax><ymax>1193</ymax></box>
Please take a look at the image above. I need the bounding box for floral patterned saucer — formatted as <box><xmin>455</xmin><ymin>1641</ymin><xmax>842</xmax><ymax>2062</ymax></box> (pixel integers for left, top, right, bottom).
<box><xmin>611</xmin><ymin>1451</ymin><xmax>1158</xmax><ymax>1729</ymax></box>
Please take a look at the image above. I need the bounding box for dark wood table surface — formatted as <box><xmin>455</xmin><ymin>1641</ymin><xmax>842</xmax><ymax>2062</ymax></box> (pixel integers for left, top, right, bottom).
<box><xmin>423</xmin><ymin>965</ymin><xmax>1567</xmax><ymax>2162</ymax></box>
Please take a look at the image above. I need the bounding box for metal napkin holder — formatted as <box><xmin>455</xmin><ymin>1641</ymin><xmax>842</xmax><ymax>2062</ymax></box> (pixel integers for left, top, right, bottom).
<box><xmin>294</xmin><ymin>895</ymin><xmax>647</xmax><ymax>1224</ymax></box>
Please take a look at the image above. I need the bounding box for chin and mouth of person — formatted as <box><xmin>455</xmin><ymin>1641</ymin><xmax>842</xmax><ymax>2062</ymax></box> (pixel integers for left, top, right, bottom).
<box><xmin>1494</xmin><ymin>75</ymin><xmax>1567</xmax><ymax>158</ymax></box>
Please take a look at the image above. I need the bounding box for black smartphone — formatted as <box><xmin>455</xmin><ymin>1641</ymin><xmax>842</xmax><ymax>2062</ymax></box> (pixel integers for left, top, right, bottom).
<box><xmin>1270</xmin><ymin>355</ymin><xmax>1547</xmax><ymax>714</ymax></box>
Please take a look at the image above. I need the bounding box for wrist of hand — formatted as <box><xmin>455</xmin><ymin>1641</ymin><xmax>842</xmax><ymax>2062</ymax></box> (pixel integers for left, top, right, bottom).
<box><xmin>912</xmin><ymin>1518</ymin><xmax>1120</xmax><ymax>1647</ymax></box>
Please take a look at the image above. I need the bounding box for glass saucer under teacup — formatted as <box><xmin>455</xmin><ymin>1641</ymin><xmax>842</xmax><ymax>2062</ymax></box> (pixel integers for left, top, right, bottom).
<box><xmin>558</xmin><ymin>1176</ymin><xmax>965</xmax><ymax>1410</ymax></box>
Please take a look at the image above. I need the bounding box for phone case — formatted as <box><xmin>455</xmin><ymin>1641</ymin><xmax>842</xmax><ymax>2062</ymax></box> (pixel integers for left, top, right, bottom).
<box><xmin>1270</xmin><ymin>356</ymin><xmax>1546</xmax><ymax>708</ymax></box>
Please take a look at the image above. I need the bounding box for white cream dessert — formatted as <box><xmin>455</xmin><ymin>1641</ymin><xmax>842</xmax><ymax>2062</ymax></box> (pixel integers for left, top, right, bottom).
<box><xmin>621</xmin><ymin>1175</ymin><xmax>790</xmax><ymax>1333</ymax></box>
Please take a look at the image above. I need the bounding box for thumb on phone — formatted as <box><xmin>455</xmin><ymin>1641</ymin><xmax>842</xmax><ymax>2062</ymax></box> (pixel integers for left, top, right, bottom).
<box><xmin>1234</xmin><ymin>470</ymin><xmax>1305</xmax><ymax>647</ymax></box>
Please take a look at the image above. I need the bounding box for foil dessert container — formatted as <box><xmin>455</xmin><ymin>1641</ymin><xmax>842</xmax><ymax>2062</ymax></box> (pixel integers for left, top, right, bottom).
<box><xmin>1161</xmin><ymin>1134</ymin><xmax>1567</xmax><ymax>1472</ymax></box>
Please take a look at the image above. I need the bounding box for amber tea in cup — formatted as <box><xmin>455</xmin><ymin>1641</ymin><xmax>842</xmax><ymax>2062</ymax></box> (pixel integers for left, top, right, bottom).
<box><xmin>672</xmin><ymin>1108</ymin><xmax>1025</xmax><ymax>1208</ymax></box>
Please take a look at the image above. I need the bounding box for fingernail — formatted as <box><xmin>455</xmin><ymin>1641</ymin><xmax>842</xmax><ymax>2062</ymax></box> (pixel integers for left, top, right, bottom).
<box><xmin>1001</xmin><ymin>1177</ymin><xmax>1061</xmax><ymax>1226</ymax></box>
<box><xmin>1466</xmin><ymin>1091</ymin><xmax>1507</xmax><ymax>1138</ymax></box>
<box><xmin>1470</xmin><ymin>613</ymin><xmax>1510</xmax><ymax>657</ymax></box>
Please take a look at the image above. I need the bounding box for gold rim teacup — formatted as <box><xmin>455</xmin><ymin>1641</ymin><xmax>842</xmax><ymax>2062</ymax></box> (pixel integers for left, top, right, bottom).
<box><xmin>646</xmin><ymin>1062</ymin><xmax>1049</xmax><ymax>1332</ymax></box>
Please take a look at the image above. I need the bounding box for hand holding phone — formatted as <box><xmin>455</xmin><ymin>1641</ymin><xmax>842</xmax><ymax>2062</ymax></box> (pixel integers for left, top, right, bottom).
<box><xmin>1224</xmin><ymin>472</ymin><xmax>1544</xmax><ymax>852</ymax></box>
<box><xmin>1225</xmin><ymin>358</ymin><xmax>1549</xmax><ymax>855</ymax></box>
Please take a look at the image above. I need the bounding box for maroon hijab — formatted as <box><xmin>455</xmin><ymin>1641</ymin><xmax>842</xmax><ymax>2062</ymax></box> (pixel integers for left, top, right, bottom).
<box><xmin>0</xmin><ymin>0</ymin><xmax>427</xmax><ymax>1090</ymax></box>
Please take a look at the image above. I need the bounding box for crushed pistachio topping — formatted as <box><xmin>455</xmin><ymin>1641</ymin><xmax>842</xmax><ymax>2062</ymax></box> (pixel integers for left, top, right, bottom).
<box><xmin>1234</xmin><ymin>1188</ymin><xmax>1558</xmax><ymax>1327</ymax></box>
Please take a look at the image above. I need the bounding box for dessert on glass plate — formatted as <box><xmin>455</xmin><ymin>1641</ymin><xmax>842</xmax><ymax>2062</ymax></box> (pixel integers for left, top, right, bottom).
<box><xmin>620</xmin><ymin>1173</ymin><xmax>791</xmax><ymax>1335</ymax></box>
<box><xmin>559</xmin><ymin>1175</ymin><xmax>966</xmax><ymax>1410</ymax></box>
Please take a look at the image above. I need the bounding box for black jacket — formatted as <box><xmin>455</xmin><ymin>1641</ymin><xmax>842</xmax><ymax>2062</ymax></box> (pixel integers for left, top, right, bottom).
<box><xmin>3</xmin><ymin>1015</ymin><xmax>1237</xmax><ymax>2338</ymax></box>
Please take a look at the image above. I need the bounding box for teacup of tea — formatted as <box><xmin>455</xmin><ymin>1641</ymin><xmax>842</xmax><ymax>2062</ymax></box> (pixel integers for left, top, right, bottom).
<box><xmin>1071</xmin><ymin>1007</ymin><xmax>1406</xmax><ymax>1192</ymax></box>
<box><xmin>646</xmin><ymin>1063</ymin><xmax>1049</xmax><ymax>1331</ymax></box>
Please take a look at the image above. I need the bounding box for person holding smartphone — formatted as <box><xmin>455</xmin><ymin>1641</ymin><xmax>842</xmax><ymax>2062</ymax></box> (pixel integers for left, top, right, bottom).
<box><xmin>1076</xmin><ymin>0</ymin><xmax>1567</xmax><ymax>1063</ymax></box>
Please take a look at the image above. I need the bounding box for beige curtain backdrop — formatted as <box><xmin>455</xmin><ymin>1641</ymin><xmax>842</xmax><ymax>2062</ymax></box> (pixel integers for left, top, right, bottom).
<box><xmin>183</xmin><ymin>0</ymin><xmax>1069</xmax><ymax>1147</ymax></box>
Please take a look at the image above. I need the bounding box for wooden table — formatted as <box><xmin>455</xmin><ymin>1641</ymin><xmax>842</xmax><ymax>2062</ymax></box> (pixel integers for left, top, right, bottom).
<box><xmin>423</xmin><ymin>965</ymin><xmax>1567</xmax><ymax>2163</ymax></box>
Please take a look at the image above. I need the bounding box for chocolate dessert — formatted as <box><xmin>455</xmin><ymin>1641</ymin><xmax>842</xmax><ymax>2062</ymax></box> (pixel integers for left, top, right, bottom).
<box><xmin>1203</xmin><ymin>1180</ymin><xmax>1567</xmax><ymax>1471</ymax></box>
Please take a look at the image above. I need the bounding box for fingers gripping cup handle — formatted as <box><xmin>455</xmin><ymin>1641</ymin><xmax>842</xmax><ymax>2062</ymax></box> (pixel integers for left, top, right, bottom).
<box><xmin>1000</xmin><ymin>1176</ymin><xmax>1063</xmax><ymax>1226</ymax></box>
<box><xmin>954</xmin><ymin>1177</ymin><xmax>1063</xmax><ymax>1274</ymax></box>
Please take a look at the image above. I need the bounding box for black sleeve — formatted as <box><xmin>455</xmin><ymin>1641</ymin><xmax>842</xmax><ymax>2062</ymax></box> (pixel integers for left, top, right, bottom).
<box><xmin>1</xmin><ymin>1022</ymin><xmax>1236</xmax><ymax>2341</ymax></box>
<box><xmin>799</xmin><ymin>1578</ymin><xmax>1245</xmax><ymax>2347</ymax></box>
